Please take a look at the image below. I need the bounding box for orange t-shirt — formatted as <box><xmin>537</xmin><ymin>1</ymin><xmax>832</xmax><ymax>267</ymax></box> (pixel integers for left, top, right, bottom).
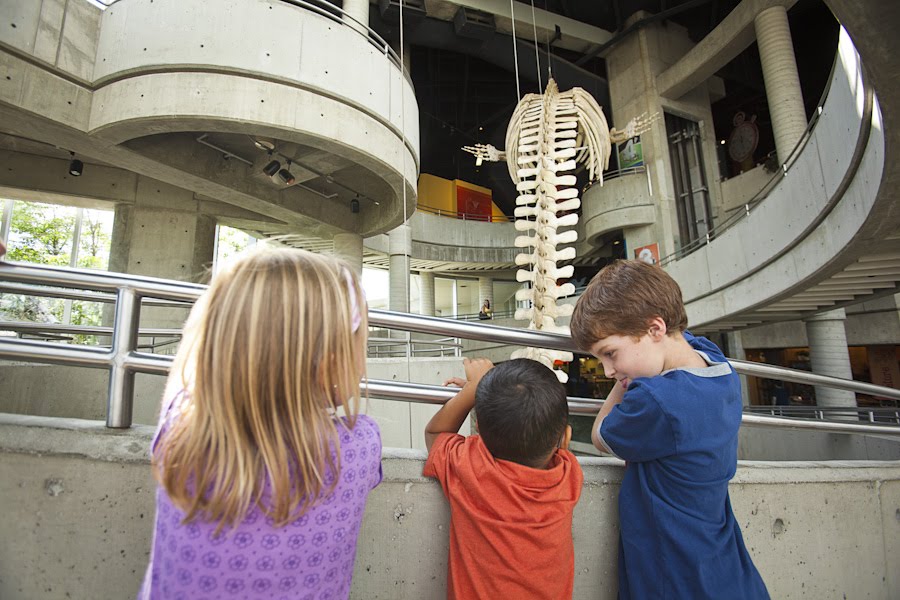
<box><xmin>423</xmin><ymin>433</ymin><xmax>583</xmax><ymax>600</ymax></box>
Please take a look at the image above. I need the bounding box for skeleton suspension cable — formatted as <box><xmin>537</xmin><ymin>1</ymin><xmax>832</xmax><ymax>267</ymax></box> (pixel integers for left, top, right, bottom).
<box><xmin>509</xmin><ymin>0</ymin><xmax>521</xmax><ymax>100</ymax></box>
<box><xmin>546</xmin><ymin>36</ymin><xmax>553</xmax><ymax>80</ymax></box>
<box><xmin>529</xmin><ymin>0</ymin><xmax>542</xmax><ymax>92</ymax></box>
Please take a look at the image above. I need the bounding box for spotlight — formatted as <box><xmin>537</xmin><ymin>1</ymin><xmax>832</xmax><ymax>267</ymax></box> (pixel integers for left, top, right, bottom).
<box><xmin>263</xmin><ymin>159</ymin><xmax>281</xmax><ymax>177</ymax></box>
<box><xmin>350</xmin><ymin>198</ymin><xmax>360</xmax><ymax>213</ymax></box>
<box><xmin>69</xmin><ymin>152</ymin><xmax>83</xmax><ymax>177</ymax></box>
<box><xmin>278</xmin><ymin>168</ymin><xmax>295</xmax><ymax>185</ymax></box>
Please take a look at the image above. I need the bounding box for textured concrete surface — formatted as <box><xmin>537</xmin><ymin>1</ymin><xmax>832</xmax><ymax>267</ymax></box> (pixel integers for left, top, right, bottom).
<box><xmin>1</xmin><ymin>414</ymin><xmax>899</xmax><ymax>599</ymax></box>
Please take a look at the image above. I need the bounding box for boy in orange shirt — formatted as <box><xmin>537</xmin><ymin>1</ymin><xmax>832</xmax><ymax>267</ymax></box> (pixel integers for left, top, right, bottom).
<box><xmin>424</xmin><ymin>357</ymin><xmax>584</xmax><ymax>600</ymax></box>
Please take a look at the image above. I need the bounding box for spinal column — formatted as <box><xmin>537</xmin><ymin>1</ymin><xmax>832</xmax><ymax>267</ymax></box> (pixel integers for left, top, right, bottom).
<box><xmin>508</xmin><ymin>81</ymin><xmax>585</xmax><ymax>381</ymax></box>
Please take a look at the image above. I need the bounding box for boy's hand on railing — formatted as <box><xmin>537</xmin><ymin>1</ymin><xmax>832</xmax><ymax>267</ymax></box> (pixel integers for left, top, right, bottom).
<box><xmin>425</xmin><ymin>358</ymin><xmax>493</xmax><ymax>452</ymax></box>
<box><xmin>463</xmin><ymin>357</ymin><xmax>493</xmax><ymax>385</ymax></box>
<box><xmin>443</xmin><ymin>377</ymin><xmax>467</xmax><ymax>388</ymax></box>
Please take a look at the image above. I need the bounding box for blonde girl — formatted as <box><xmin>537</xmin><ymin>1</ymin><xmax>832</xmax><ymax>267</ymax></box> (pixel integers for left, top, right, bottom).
<box><xmin>139</xmin><ymin>248</ymin><xmax>381</xmax><ymax>600</ymax></box>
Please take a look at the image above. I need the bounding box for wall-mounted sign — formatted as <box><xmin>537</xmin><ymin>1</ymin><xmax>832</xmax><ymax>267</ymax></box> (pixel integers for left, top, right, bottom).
<box><xmin>617</xmin><ymin>136</ymin><xmax>644</xmax><ymax>169</ymax></box>
<box><xmin>634</xmin><ymin>242</ymin><xmax>660</xmax><ymax>265</ymax></box>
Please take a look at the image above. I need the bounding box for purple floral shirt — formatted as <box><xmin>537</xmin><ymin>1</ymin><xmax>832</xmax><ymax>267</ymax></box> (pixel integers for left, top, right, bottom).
<box><xmin>138</xmin><ymin>415</ymin><xmax>382</xmax><ymax>600</ymax></box>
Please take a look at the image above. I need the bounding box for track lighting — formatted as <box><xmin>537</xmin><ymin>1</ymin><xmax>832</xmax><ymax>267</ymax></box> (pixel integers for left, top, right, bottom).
<box><xmin>68</xmin><ymin>152</ymin><xmax>83</xmax><ymax>177</ymax></box>
<box><xmin>278</xmin><ymin>161</ymin><xmax>295</xmax><ymax>185</ymax></box>
<box><xmin>263</xmin><ymin>158</ymin><xmax>281</xmax><ymax>177</ymax></box>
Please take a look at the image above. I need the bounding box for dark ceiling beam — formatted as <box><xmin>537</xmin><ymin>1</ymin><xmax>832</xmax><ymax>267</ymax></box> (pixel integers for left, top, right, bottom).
<box><xmin>574</xmin><ymin>0</ymin><xmax>716</xmax><ymax>66</ymax></box>
<box><xmin>370</xmin><ymin>11</ymin><xmax>611</xmax><ymax>109</ymax></box>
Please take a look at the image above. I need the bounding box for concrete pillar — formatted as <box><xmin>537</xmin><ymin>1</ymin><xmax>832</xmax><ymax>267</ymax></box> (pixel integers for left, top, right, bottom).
<box><xmin>755</xmin><ymin>5</ymin><xmax>807</xmax><ymax>163</ymax></box>
<box><xmin>108</xmin><ymin>181</ymin><xmax>216</xmax><ymax>330</ymax></box>
<box><xmin>478</xmin><ymin>276</ymin><xmax>494</xmax><ymax>315</ymax></box>
<box><xmin>804</xmin><ymin>309</ymin><xmax>856</xmax><ymax>409</ymax></box>
<box><xmin>419</xmin><ymin>271</ymin><xmax>435</xmax><ymax>316</ymax></box>
<box><xmin>726</xmin><ymin>330</ymin><xmax>751</xmax><ymax>407</ymax></box>
<box><xmin>342</xmin><ymin>0</ymin><xmax>369</xmax><ymax>35</ymax></box>
<box><xmin>333</xmin><ymin>232</ymin><xmax>363</xmax><ymax>275</ymax></box>
<box><xmin>388</xmin><ymin>224</ymin><xmax>411</xmax><ymax>313</ymax></box>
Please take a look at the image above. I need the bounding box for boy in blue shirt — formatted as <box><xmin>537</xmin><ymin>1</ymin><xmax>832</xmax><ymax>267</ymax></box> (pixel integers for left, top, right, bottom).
<box><xmin>571</xmin><ymin>260</ymin><xmax>769</xmax><ymax>599</ymax></box>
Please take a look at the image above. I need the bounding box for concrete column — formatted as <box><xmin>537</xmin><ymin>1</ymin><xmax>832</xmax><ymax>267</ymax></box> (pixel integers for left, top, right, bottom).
<box><xmin>108</xmin><ymin>182</ymin><xmax>217</xmax><ymax>330</ymax></box>
<box><xmin>419</xmin><ymin>271</ymin><xmax>435</xmax><ymax>316</ymax></box>
<box><xmin>478</xmin><ymin>277</ymin><xmax>494</xmax><ymax>315</ymax></box>
<box><xmin>333</xmin><ymin>232</ymin><xmax>363</xmax><ymax>275</ymax></box>
<box><xmin>755</xmin><ymin>5</ymin><xmax>806</xmax><ymax>163</ymax></box>
<box><xmin>804</xmin><ymin>309</ymin><xmax>856</xmax><ymax>409</ymax></box>
<box><xmin>388</xmin><ymin>224</ymin><xmax>411</xmax><ymax>313</ymax></box>
<box><xmin>342</xmin><ymin>0</ymin><xmax>369</xmax><ymax>35</ymax></box>
<box><xmin>726</xmin><ymin>330</ymin><xmax>751</xmax><ymax>407</ymax></box>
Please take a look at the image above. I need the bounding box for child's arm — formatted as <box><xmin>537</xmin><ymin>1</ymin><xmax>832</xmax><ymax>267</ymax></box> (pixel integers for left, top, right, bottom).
<box><xmin>591</xmin><ymin>380</ymin><xmax>626</xmax><ymax>453</ymax></box>
<box><xmin>425</xmin><ymin>357</ymin><xmax>493</xmax><ymax>452</ymax></box>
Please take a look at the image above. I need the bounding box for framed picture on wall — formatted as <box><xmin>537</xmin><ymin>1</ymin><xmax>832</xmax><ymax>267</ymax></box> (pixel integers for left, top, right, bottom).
<box><xmin>634</xmin><ymin>242</ymin><xmax>660</xmax><ymax>265</ymax></box>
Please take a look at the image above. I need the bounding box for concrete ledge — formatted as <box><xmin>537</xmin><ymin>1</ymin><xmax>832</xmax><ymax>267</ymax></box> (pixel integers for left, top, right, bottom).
<box><xmin>581</xmin><ymin>173</ymin><xmax>656</xmax><ymax>244</ymax></box>
<box><xmin>2</xmin><ymin>414</ymin><xmax>899</xmax><ymax>599</ymax></box>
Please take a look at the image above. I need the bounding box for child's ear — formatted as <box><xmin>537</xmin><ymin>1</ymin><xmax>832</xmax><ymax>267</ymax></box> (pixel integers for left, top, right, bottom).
<box><xmin>560</xmin><ymin>424</ymin><xmax>572</xmax><ymax>450</ymax></box>
<box><xmin>648</xmin><ymin>316</ymin><xmax>668</xmax><ymax>340</ymax></box>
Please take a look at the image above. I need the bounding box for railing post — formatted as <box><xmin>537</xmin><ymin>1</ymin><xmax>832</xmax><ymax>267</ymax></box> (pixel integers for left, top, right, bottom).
<box><xmin>107</xmin><ymin>287</ymin><xmax>140</xmax><ymax>428</ymax></box>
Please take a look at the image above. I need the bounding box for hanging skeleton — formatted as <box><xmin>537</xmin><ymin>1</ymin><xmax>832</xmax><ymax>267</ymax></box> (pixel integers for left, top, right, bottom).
<box><xmin>463</xmin><ymin>79</ymin><xmax>655</xmax><ymax>382</ymax></box>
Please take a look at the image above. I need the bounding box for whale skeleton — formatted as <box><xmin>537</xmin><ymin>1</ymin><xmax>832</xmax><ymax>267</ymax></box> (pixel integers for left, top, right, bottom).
<box><xmin>462</xmin><ymin>79</ymin><xmax>656</xmax><ymax>381</ymax></box>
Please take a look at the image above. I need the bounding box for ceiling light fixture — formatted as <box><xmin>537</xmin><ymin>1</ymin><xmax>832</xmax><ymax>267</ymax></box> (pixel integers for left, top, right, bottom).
<box><xmin>253</xmin><ymin>138</ymin><xmax>276</xmax><ymax>152</ymax></box>
<box><xmin>263</xmin><ymin>157</ymin><xmax>281</xmax><ymax>177</ymax></box>
<box><xmin>68</xmin><ymin>152</ymin><xmax>83</xmax><ymax>177</ymax></box>
<box><xmin>350</xmin><ymin>197</ymin><xmax>360</xmax><ymax>213</ymax></box>
<box><xmin>278</xmin><ymin>161</ymin><xmax>295</xmax><ymax>185</ymax></box>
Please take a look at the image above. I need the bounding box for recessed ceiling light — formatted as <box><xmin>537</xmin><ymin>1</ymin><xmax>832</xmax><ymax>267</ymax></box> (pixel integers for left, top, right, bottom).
<box><xmin>253</xmin><ymin>138</ymin><xmax>275</xmax><ymax>151</ymax></box>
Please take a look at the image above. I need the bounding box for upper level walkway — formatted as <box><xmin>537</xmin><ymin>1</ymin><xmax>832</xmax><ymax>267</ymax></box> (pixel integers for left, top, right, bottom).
<box><xmin>0</xmin><ymin>0</ymin><xmax>418</xmax><ymax>238</ymax></box>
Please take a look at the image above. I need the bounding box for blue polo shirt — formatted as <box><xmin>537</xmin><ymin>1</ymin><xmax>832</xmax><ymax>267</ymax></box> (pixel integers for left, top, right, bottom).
<box><xmin>598</xmin><ymin>332</ymin><xmax>769</xmax><ymax>599</ymax></box>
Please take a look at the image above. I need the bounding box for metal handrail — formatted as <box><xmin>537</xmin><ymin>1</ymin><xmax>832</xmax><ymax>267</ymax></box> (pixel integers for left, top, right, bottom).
<box><xmin>581</xmin><ymin>165</ymin><xmax>648</xmax><ymax>194</ymax></box>
<box><xmin>745</xmin><ymin>405</ymin><xmax>900</xmax><ymax>424</ymax></box>
<box><xmin>1</xmin><ymin>260</ymin><xmax>899</xmax><ymax>434</ymax></box>
<box><xmin>0</xmin><ymin>321</ymin><xmax>181</xmax><ymax>339</ymax></box>
<box><xmin>416</xmin><ymin>203</ymin><xmax>514</xmax><ymax>222</ymax></box>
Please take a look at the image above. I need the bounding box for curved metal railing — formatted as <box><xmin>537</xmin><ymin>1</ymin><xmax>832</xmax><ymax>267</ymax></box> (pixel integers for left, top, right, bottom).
<box><xmin>415</xmin><ymin>203</ymin><xmax>514</xmax><ymax>222</ymax></box>
<box><xmin>1</xmin><ymin>260</ymin><xmax>898</xmax><ymax>435</ymax></box>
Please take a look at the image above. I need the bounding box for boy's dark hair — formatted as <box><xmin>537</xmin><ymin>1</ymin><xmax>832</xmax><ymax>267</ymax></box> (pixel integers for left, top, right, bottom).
<box><xmin>475</xmin><ymin>359</ymin><xmax>568</xmax><ymax>468</ymax></box>
<box><xmin>570</xmin><ymin>260</ymin><xmax>688</xmax><ymax>351</ymax></box>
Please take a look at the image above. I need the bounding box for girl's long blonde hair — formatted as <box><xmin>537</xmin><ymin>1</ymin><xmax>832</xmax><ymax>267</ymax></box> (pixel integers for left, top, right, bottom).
<box><xmin>153</xmin><ymin>247</ymin><xmax>368</xmax><ymax>531</ymax></box>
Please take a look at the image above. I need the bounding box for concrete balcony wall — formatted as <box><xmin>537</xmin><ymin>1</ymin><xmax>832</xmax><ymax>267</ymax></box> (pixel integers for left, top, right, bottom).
<box><xmin>580</xmin><ymin>172</ymin><xmax>656</xmax><ymax>245</ymax></box>
<box><xmin>667</xmin><ymin>30</ymin><xmax>885</xmax><ymax>327</ymax></box>
<box><xmin>366</xmin><ymin>211</ymin><xmax>519</xmax><ymax>264</ymax></box>
<box><xmin>1</xmin><ymin>414</ymin><xmax>899</xmax><ymax>599</ymax></box>
<box><xmin>719</xmin><ymin>163</ymin><xmax>775</xmax><ymax>213</ymax></box>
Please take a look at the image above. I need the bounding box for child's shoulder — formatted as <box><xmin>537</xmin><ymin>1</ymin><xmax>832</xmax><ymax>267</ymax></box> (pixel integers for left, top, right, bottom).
<box><xmin>337</xmin><ymin>414</ymin><xmax>382</xmax><ymax>440</ymax></box>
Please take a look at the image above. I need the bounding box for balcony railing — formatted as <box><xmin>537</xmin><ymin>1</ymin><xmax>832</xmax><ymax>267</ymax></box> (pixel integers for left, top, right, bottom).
<box><xmin>1</xmin><ymin>259</ymin><xmax>899</xmax><ymax>437</ymax></box>
<box><xmin>415</xmin><ymin>203</ymin><xmax>514</xmax><ymax>222</ymax></box>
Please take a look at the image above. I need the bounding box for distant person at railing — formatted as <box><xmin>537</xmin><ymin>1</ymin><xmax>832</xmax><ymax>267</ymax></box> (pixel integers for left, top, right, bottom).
<box><xmin>477</xmin><ymin>299</ymin><xmax>492</xmax><ymax>320</ymax></box>
<box><xmin>423</xmin><ymin>357</ymin><xmax>583</xmax><ymax>600</ymax></box>
<box><xmin>771</xmin><ymin>380</ymin><xmax>791</xmax><ymax>406</ymax></box>
<box><xmin>139</xmin><ymin>248</ymin><xmax>381</xmax><ymax>600</ymax></box>
<box><xmin>570</xmin><ymin>260</ymin><xmax>770</xmax><ymax>600</ymax></box>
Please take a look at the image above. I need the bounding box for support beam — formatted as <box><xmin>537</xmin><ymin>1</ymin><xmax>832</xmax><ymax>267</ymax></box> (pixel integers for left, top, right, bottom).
<box><xmin>656</xmin><ymin>0</ymin><xmax>797</xmax><ymax>100</ymax></box>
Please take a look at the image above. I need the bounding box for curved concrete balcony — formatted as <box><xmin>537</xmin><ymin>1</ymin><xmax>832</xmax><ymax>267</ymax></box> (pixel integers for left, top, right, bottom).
<box><xmin>0</xmin><ymin>0</ymin><xmax>418</xmax><ymax>237</ymax></box>
<box><xmin>365</xmin><ymin>211</ymin><xmax>520</xmax><ymax>272</ymax></box>
<box><xmin>664</xmin><ymin>28</ymin><xmax>899</xmax><ymax>333</ymax></box>
<box><xmin>580</xmin><ymin>167</ymin><xmax>656</xmax><ymax>245</ymax></box>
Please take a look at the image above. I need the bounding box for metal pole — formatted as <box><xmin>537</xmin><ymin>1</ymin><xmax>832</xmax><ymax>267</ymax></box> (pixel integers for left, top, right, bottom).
<box><xmin>107</xmin><ymin>288</ymin><xmax>140</xmax><ymax>428</ymax></box>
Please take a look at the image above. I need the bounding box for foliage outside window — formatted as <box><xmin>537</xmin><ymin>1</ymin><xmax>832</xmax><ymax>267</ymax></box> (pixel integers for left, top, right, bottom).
<box><xmin>0</xmin><ymin>200</ymin><xmax>113</xmax><ymax>345</ymax></box>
